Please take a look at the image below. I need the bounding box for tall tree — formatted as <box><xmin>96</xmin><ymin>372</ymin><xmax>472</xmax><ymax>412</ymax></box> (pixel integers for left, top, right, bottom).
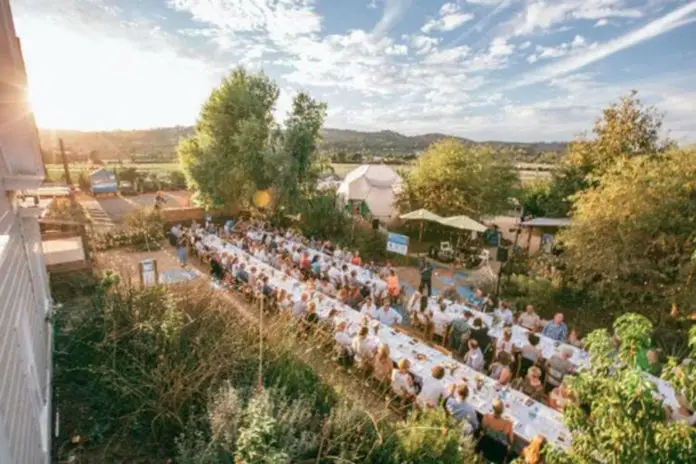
<box><xmin>397</xmin><ymin>139</ymin><xmax>520</xmax><ymax>217</ymax></box>
<box><xmin>558</xmin><ymin>148</ymin><xmax>696</xmax><ymax>321</ymax></box>
<box><xmin>531</xmin><ymin>91</ymin><xmax>673</xmax><ymax>218</ymax></box>
<box><xmin>283</xmin><ymin>92</ymin><xmax>327</xmax><ymax>192</ymax></box>
<box><xmin>178</xmin><ymin>68</ymin><xmax>281</xmax><ymax>208</ymax></box>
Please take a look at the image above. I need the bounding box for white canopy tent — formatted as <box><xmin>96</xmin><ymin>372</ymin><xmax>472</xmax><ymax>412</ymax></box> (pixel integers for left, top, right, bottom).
<box><xmin>337</xmin><ymin>165</ymin><xmax>403</xmax><ymax>221</ymax></box>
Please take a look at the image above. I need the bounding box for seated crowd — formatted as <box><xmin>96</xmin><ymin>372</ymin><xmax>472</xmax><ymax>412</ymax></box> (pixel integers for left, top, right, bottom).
<box><xmin>167</xmin><ymin>218</ymin><xmax>693</xmax><ymax>462</ymax></box>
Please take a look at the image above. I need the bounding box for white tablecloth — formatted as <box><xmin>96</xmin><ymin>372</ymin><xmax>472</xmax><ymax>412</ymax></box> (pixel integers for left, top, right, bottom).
<box><xmin>203</xmin><ymin>234</ymin><xmax>571</xmax><ymax>449</ymax></box>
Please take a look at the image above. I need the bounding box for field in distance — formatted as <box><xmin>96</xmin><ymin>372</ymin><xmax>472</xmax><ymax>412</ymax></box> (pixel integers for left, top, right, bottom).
<box><xmin>45</xmin><ymin>162</ymin><xmax>553</xmax><ymax>184</ymax></box>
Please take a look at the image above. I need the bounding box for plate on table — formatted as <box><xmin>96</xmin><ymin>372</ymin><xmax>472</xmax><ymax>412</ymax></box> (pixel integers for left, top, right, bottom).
<box><xmin>415</xmin><ymin>353</ymin><xmax>429</xmax><ymax>362</ymax></box>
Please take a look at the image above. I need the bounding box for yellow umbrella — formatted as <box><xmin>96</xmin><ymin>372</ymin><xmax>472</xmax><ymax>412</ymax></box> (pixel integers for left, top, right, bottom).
<box><xmin>399</xmin><ymin>209</ymin><xmax>444</xmax><ymax>242</ymax></box>
<box><xmin>438</xmin><ymin>215</ymin><xmax>488</xmax><ymax>233</ymax></box>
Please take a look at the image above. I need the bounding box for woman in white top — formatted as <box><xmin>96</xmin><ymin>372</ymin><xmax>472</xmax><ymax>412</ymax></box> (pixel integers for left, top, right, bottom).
<box><xmin>406</xmin><ymin>291</ymin><xmax>422</xmax><ymax>316</ymax></box>
<box><xmin>465</xmin><ymin>339</ymin><xmax>485</xmax><ymax>372</ymax></box>
<box><xmin>360</xmin><ymin>297</ymin><xmax>378</xmax><ymax>319</ymax></box>
<box><xmin>495</xmin><ymin>328</ymin><xmax>516</xmax><ymax>358</ymax></box>
<box><xmin>416</xmin><ymin>365</ymin><xmax>447</xmax><ymax>410</ymax></box>
<box><xmin>352</xmin><ymin>326</ymin><xmax>376</xmax><ymax>365</ymax></box>
<box><xmin>391</xmin><ymin>358</ymin><xmax>416</xmax><ymax>398</ymax></box>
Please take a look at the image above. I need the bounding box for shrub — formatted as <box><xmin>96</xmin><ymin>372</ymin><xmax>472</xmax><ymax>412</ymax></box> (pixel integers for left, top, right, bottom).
<box><xmin>91</xmin><ymin>208</ymin><xmax>165</xmax><ymax>251</ymax></box>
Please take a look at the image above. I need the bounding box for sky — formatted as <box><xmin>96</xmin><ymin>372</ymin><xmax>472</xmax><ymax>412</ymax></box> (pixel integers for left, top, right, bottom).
<box><xmin>11</xmin><ymin>0</ymin><xmax>696</xmax><ymax>142</ymax></box>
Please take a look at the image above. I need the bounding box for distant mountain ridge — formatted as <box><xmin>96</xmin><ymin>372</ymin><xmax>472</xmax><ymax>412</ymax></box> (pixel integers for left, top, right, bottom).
<box><xmin>38</xmin><ymin>126</ymin><xmax>567</xmax><ymax>162</ymax></box>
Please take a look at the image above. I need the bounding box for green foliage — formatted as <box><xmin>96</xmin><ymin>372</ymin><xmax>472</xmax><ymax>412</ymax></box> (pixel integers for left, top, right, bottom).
<box><xmin>546</xmin><ymin>313</ymin><xmax>696</xmax><ymax>464</ymax></box>
<box><xmin>91</xmin><ymin>208</ymin><xmax>166</xmax><ymax>251</ymax></box>
<box><xmin>559</xmin><ymin>148</ymin><xmax>696</xmax><ymax>323</ymax></box>
<box><xmin>282</xmin><ymin>92</ymin><xmax>328</xmax><ymax>195</ymax></box>
<box><xmin>397</xmin><ymin>138</ymin><xmax>520</xmax><ymax>217</ymax></box>
<box><xmin>52</xmin><ymin>278</ymin><xmax>258</xmax><ymax>454</ymax></box>
<box><xmin>662</xmin><ymin>325</ymin><xmax>696</xmax><ymax>408</ymax></box>
<box><xmin>168</xmin><ymin>169</ymin><xmax>187</xmax><ymax>189</ymax></box>
<box><xmin>393</xmin><ymin>409</ymin><xmax>474</xmax><ymax>463</ymax></box>
<box><xmin>178</xmin><ymin>68</ymin><xmax>282</xmax><ymax>208</ymax></box>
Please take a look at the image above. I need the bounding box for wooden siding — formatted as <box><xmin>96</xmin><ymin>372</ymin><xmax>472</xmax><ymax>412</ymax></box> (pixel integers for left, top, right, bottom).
<box><xmin>0</xmin><ymin>192</ymin><xmax>51</xmax><ymax>464</ymax></box>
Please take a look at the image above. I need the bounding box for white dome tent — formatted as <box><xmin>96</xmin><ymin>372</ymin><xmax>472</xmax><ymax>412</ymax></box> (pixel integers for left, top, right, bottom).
<box><xmin>337</xmin><ymin>164</ymin><xmax>403</xmax><ymax>221</ymax></box>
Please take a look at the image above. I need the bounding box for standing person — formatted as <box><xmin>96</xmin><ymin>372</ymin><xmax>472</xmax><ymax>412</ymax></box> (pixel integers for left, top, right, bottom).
<box><xmin>419</xmin><ymin>257</ymin><xmax>435</xmax><ymax>297</ymax></box>
<box><xmin>176</xmin><ymin>232</ymin><xmax>188</xmax><ymax>267</ymax></box>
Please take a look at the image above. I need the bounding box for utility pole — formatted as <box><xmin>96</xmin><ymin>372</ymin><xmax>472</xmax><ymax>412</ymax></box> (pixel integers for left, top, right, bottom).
<box><xmin>59</xmin><ymin>139</ymin><xmax>73</xmax><ymax>187</ymax></box>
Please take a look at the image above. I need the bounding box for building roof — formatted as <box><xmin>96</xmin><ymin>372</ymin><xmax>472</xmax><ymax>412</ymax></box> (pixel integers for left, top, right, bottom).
<box><xmin>521</xmin><ymin>217</ymin><xmax>571</xmax><ymax>227</ymax></box>
<box><xmin>340</xmin><ymin>164</ymin><xmax>402</xmax><ymax>189</ymax></box>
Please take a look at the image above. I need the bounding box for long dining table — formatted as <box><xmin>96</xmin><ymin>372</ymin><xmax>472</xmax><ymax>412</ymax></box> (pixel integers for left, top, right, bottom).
<box><xmin>203</xmin><ymin>233</ymin><xmax>574</xmax><ymax>450</ymax></box>
<box><xmin>243</xmin><ymin>227</ymin><xmax>680</xmax><ymax>413</ymax></box>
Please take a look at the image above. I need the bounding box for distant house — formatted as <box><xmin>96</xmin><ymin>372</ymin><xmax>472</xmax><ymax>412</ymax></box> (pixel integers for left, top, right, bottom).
<box><xmin>520</xmin><ymin>217</ymin><xmax>571</xmax><ymax>254</ymax></box>
<box><xmin>88</xmin><ymin>168</ymin><xmax>117</xmax><ymax>195</ymax></box>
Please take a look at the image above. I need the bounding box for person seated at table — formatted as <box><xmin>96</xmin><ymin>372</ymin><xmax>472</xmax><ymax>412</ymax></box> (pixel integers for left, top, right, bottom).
<box><xmin>386</xmin><ymin>269</ymin><xmax>401</xmax><ymax>306</ymax></box>
<box><xmin>448</xmin><ymin>313</ymin><xmax>472</xmax><ymax>357</ymax></box>
<box><xmin>494</xmin><ymin>328</ymin><xmax>517</xmax><ymax>359</ymax></box>
<box><xmin>351</xmin><ymin>250</ymin><xmax>362</xmax><ymax>266</ymax></box>
<box><xmin>377</xmin><ymin>300</ymin><xmax>403</xmax><ymax>327</ymax></box>
<box><xmin>334</xmin><ymin>320</ymin><xmax>353</xmax><ymax>350</ymax></box>
<box><xmin>432</xmin><ymin>301</ymin><xmax>454</xmax><ymax>343</ymax></box>
<box><xmin>372</xmin><ymin>344</ymin><xmax>394</xmax><ymax>385</ymax></box>
<box><xmin>391</xmin><ymin>358</ymin><xmax>417</xmax><ymax>400</ymax></box>
<box><xmin>470</xmin><ymin>318</ymin><xmax>492</xmax><ymax>363</ymax></box>
<box><xmin>548</xmin><ymin>381</ymin><xmax>574</xmax><ymax>412</ymax></box>
<box><xmin>518</xmin><ymin>305</ymin><xmax>541</xmax><ymax>331</ymax></box>
<box><xmin>414</xmin><ymin>301</ymin><xmax>434</xmax><ymax>336</ymax></box>
<box><xmin>464</xmin><ymin>339</ymin><xmax>485</xmax><ymax>372</ymax></box>
<box><xmin>546</xmin><ymin>346</ymin><xmax>575</xmax><ymax>389</ymax></box>
<box><xmin>442</xmin><ymin>284</ymin><xmax>460</xmax><ymax>303</ymax></box>
<box><xmin>520</xmin><ymin>435</ymin><xmax>546</xmax><ymax>464</ymax></box>
<box><xmin>446</xmin><ymin>383</ymin><xmax>479</xmax><ymax>435</ymax></box>
<box><xmin>328</xmin><ymin>263</ymin><xmax>342</xmax><ymax>286</ymax></box>
<box><xmin>352</xmin><ymin>326</ymin><xmax>377</xmax><ymax>373</ymax></box>
<box><xmin>468</xmin><ymin>288</ymin><xmax>485</xmax><ymax>308</ymax></box>
<box><xmin>494</xmin><ymin>301</ymin><xmax>514</xmax><ymax>325</ymax></box>
<box><xmin>479</xmin><ymin>399</ymin><xmax>515</xmax><ymax>460</ymax></box>
<box><xmin>336</xmin><ymin>287</ymin><xmax>349</xmax><ymax>305</ymax></box>
<box><xmin>318</xmin><ymin>277</ymin><xmax>337</xmax><ymax>298</ymax></box>
<box><xmin>568</xmin><ymin>328</ymin><xmax>584</xmax><ymax>349</ymax></box>
<box><xmin>310</xmin><ymin>255</ymin><xmax>321</xmax><ymax>276</ymax></box>
<box><xmin>542</xmin><ymin>313</ymin><xmax>568</xmax><ymax>342</ymax></box>
<box><xmin>512</xmin><ymin>366</ymin><xmax>546</xmax><ymax>403</ymax></box>
<box><xmin>260</xmin><ymin>275</ymin><xmax>274</xmax><ymax>299</ymax></box>
<box><xmin>489</xmin><ymin>351</ymin><xmax>513</xmax><ymax>386</ymax></box>
<box><xmin>416</xmin><ymin>365</ymin><xmax>447</xmax><ymax>410</ymax></box>
<box><xmin>666</xmin><ymin>393</ymin><xmax>696</xmax><ymax>426</ymax></box>
<box><xmin>405</xmin><ymin>290</ymin><xmax>421</xmax><ymax>317</ymax></box>
<box><xmin>519</xmin><ymin>333</ymin><xmax>543</xmax><ymax>377</ymax></box>
<box><xmin>301</xmin><ymin>302</ymin><xmax>320</xmax><ymax>332</ymax></box>
<box><xmin>346</xmin><ymin>285</ymin><xmax>363</xmax><ymax>309</ymax></box>
<box><xmin>292</xmin><ymin>293</ymin><xmax>309</xmax><ymax>318</ymax></box>
<box><xmin>360</xmin><ymin>296</ymin><xmax>378</xmax><ymax>319</ymax></box>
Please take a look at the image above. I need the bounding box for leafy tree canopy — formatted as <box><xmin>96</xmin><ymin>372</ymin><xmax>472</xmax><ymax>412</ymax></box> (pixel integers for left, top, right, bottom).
<box><xmin>546</xmin><ymin>314</ymin><xmax>696</xmax><ymax>464</ymax></box>
<box><xmin>558</xmin><ymin>148</ymin><xmax>696</xmax><ymax>321</ymax></box>
<box><xmin>397</xmin><ymin>138</ymin><xmax>520</xmax><ymax>218</ymax></box>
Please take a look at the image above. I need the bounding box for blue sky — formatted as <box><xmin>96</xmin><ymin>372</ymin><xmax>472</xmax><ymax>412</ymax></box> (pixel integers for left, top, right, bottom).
<box><xmin>12</xmin><ymin>0</ymin><xmax>696</xmax><ymax>142</ymax></box>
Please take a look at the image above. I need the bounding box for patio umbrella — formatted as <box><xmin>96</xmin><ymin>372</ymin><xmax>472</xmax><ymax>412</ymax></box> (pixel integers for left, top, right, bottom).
<box><xmin>439</xmin><ymin>215</ymin><xmax>488</xmax><ymax>233</ymax></box>
<box><xmin>399</xmin><ymin>208</ymin><xmax>444</xmax><ymax>242</ymax></box>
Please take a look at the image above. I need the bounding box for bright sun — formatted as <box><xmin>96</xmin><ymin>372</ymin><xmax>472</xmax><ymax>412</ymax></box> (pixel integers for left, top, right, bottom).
<box><xmin>18</xmin><ymin>17</ymin><xmax>213</xmax><ymax>131</ymax></box>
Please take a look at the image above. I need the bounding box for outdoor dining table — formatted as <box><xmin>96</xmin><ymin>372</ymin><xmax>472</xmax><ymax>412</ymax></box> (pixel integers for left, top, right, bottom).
<box><xmin>431</xmin><ymin>299</ymin><xmax>680</xmax><ymax>410</ymax></box>
<box><xmin>202</xmin><ymin>233</ymin><xmax>573</xmax><ymax>450</ymax></box>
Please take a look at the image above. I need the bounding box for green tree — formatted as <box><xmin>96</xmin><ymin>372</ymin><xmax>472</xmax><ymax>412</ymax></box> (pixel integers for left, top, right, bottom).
<box><xmin>558</xmin><ymin>148</ymin><xmax>696</xmax><ymax>322</ymax></box>
<box><xmin>397</xmin><ymin>139</ymin><xmax>520</xmax><ymax>217</ymax></box>
<box><xmin>545</xmin><ymin>314</ymin><xmax>696</xmax><ymax>464</ymax></box>
<box><xmin>178</xmin><ymin>68</ymin><xmax>281</xmax><ymax>208</ymax></box>
<box><xmin>282</xmin><ymin>92</ymin><xmax>327</xmax><ymax>194</ymax></box>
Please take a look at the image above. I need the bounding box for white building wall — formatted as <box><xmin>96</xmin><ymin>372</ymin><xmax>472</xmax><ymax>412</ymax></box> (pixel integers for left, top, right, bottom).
<box><xmin>0</xmin><ymin>0</ymin><xmax>53</xmax><ymax>462</ymax></box>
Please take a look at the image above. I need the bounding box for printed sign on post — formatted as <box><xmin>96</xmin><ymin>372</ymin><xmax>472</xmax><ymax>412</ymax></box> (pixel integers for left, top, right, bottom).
<box><xmin>139</xmin><ymin>258</ymin><xmax>158</xmax><ymax>287</ymax></box>
<box><xmin>386</xmin><ymin>232</ymin><xmax>409</xmax><ymax>256</ymax></box>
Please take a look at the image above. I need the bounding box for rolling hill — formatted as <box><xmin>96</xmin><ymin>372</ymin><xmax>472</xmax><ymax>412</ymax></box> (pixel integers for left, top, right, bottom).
<box><xmin>38</xmin><ymin>126</ymin><xmax>567</xmax><ymax>163</ymax></box>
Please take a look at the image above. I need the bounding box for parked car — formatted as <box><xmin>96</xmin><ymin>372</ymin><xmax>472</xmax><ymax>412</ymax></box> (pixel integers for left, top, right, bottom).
<box><xmin>118</xmin><ymin>181</ymin><xmax>137</xmax><ymax>196</ymax></box>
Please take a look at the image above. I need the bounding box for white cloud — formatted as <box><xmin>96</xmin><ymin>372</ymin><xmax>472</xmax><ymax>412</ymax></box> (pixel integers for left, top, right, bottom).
<box><xmin>519</xmin><ymin>40</ymin><xmax>533</xmax><ymax>50</ymax></box>
<box><xmin>373</xmin><ymin>0</ymin><xmax>412</xmax><ymax>36</ymax></box>
<box><xmin>509</xmin><ymin>2</ymin><xmax>696</xmax><ymax>88</ymax></box>
<box><xmin>423</xmin><ymin>45</ymin><xmax>471</xmax><ymax>64</ymax></box>
<box><xmin>409</xmin><ymin>34</ymin><xmax>440</xmax><ymax>54</ymax></box>
<box><xmin>594</xmin><ymin>18</ymin><xmax>610</xmax><ymax>27</ymax></box>
<box><xmin>509</xmin><ymin>0</ymin><xmax>646</xmax><ymax>36</ymax></box>
<box><xmin>385</xmin><ymin>43</ymin><xmax>408</xmax><ymax>55</ymax></box>
<box><xmin>421</xmin><ymin>2</ymin><xmax>474</xmax><ymax>33</ymax></box>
